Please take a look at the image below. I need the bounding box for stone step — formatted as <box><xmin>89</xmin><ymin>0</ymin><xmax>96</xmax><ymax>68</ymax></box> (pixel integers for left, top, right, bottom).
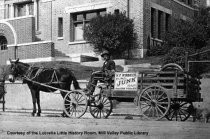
<box><xmin>54</xmin><ymin>49</ymin><xmax>69</xmax><ymax>58</ymax></box>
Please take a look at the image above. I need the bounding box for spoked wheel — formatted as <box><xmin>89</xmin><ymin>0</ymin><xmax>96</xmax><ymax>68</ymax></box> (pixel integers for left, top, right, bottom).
<box><xmin>89</xmin><ymin>95</ymin><xmax>113</xmax><ymax>119</ymax></box>
<box><xmin>165</xmin><ymin>101</ymin><xmax>192</xmax><ymax>121</ymax></box>
<box><xmin>63</xmin><ymin>90</ymin><xmax>88</xmax><ymax>118</ymax></box>
<box><xmin>138</xmin><ymin>85</ymin><xmax>170</xmax><ymax>120</ymax></box>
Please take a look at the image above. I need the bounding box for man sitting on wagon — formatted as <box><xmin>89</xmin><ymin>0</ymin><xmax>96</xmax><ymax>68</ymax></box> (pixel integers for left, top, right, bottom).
<box><xmin>84</xmin><ymin>50</ymin><xmax>116</xmax><ymax>96</ymax></box>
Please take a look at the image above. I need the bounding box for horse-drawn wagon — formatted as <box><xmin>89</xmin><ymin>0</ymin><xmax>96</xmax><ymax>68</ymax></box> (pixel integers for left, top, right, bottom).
<box><xmin>8</xmin><ymin>59</ymin><xmax>202</xmax><ymax>121</ymax></box>
<box><xmin>63</xmin><ymin>63</ymin><xmax>202</xmax><ymax>121</ymax></box>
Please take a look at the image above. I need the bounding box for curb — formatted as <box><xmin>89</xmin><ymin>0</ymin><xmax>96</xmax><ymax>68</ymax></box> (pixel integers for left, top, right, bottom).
<box><xmin>0</xmin><ymin>109</ymin><xmax>142</xmax><ymax>118</ymax></box>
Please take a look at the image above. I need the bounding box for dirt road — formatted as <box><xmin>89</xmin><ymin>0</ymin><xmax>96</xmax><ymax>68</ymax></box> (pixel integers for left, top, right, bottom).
<box><xmin>0</xmin><ymin>112</ymin><xmax>210</xmax><ymax>139</ymax></box>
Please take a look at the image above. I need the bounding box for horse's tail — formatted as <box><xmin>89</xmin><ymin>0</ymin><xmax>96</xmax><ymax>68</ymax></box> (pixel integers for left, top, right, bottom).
<box><xmin>71</xmin><ymin>73</ymin><xmax>81</xmax><ymax>90</ymax></box>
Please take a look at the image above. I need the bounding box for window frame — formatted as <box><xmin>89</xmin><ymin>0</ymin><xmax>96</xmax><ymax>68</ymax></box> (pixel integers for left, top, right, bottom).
<box><xmin>14</xmin><ymin>2</ymin><xmax>34</xmax><ymax>17</ymax></box>
<box><xmin>58</xmin><ymin>17</ymin><xmax>64</xmax><ymax>38</ymax></box>
<box><xmin>0</xmin><ymin>36</ymin><xmax>8</xmax><ymax>51</ymax></box>
<box><xmin>71</xmin><ymin>9</ymin><xmax>106</xmax><ymax>42</ymax></box>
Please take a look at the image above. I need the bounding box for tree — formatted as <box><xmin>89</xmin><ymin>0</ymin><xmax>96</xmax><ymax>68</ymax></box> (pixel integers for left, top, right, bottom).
<box><xmin>84</xmin><ymin>12</ymin><xmax>135</xmax><ymax>58</ymax></box>
<box><xmin>162</xmin><ymin>7</ymin><xmax>210</xmax><ymax>67</ymax></box>
<box><xmin>164</xmin><ymin>19</ymin><xmax>208</xmax><ymax>50</ymax></box>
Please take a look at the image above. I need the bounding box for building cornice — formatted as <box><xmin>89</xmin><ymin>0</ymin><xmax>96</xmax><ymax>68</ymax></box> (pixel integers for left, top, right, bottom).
<box><xmin>172</xmin><ymin>0</ymin><xmax>197</xmax><ymax>11</ymax></box>
<box><xmin>151</xmin><ymin>2</ymin><xmax>172</xmax><ymax>14</ymax></box>
<box><xmin>64</xmin><ymin>1</ymin><xmax>112</xmax><ymax>13</ymax></box>
<box><xmin>2</xmin><ymin>15</ymin><xmax>34</xmax><ymax>22</ymax></box>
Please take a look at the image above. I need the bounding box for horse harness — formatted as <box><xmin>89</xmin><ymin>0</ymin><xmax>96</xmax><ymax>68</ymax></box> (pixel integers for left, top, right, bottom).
<box><xmin>24</xmin><ymin>66</ymin><xmax>60</xmax><ymax>85</ymax></box>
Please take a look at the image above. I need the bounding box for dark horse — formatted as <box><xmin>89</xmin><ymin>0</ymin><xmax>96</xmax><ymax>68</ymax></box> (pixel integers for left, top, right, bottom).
<box><xmin>8</xmin><ymin>59</ymin><xmax>81</xmax><ymax>116</ymax></box>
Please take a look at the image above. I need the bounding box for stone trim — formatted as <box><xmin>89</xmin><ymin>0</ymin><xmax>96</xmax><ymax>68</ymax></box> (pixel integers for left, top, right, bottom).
<box><xmin>68</xmin><ymin>41</ymin><xmax>88</xmax><ymax>45</ymax></box>
<box><xmin>2</xmin><ymin>15</ymin><xmax>34</xmax><ymax>22</ymax></box>
<box><xmin>0</xmin><ymin>21</ymin><xmax>17</xmax><ymax>46</ymax></box>
<box><xmin>6</xmin><ymin>57</ymin><xmax>54</xmax><ymax>64</ymax></box>
<box><xmin>172</xmin><ymin>0</ymin><xmax>197</xmax><ymax>11</ymax></box>
<box><xmin>151</xmin><ymin>2</ymin><xmax>172</xmax><ymax>14</ymax></box>
<box><xmin>180</xmin><ymin>14</ymin><xmax>193</xmax><ymax>22</ymax></box>
<box><xmin>7</xmin><ymin>41</ymin><xmax>52</xmax><ymax>47</ymax></box>
<box><xmin>64</xmin><ymin>1</ymin><xmax>112</xmax><ymax>13</ymax></box>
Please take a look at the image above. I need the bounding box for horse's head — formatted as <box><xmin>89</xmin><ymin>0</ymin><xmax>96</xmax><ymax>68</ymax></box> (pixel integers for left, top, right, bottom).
<box><xmin>8</xmin><ymin>59</ymin><xmax>29</xmax><ymax>82</ymax></box>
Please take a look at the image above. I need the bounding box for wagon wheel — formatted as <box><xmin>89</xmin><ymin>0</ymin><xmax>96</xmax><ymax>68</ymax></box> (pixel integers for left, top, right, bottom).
<box><xmin>63</xmin><ymin>90</ymin><xmax>88</xmax><ymax>118</ymax></box>
<box><xmin>165</xmin><ymin>101</ymin><xmax>192</xmax><ymax>121</ymax></box>
<box><xmin>138</xmin><ymin>85</ymin><xmax>170</xmax><ymax>120</ymax></box>
<box><xmin>89</xmin><ymin>95</ymin><xmax>113</xmax><ymax>119</ymax></box>
<box><xmin>161</xmin><ymin>63</ymin><xmax>184</xmax><ymax>72</ymax></box>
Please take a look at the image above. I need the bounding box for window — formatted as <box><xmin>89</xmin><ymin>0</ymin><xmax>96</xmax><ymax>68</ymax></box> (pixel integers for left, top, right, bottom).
<box><xmin>71</xmin><ymin>9</ymin><xmax>106</xmax><ymax>41</ymax></box>
<box><xmin>158</xmin><ymin>10</ymin><xmax>163</xmax><ymax>39</ymax></box>
<box><xmin>5</xmin><ymin>4</ymin><xmax>11</xmax><ymax>19</ymax></box>
<box><xmin>16</xmin><ymin>4</ymin><xmax>26</xmax><ymax>17</ymax></box>
<box><xmin>0</xmin><ymin>36</ymin><xmax>7</xmax><ymax>51</ymax></box>
<box><xmin>28</xmin><ymin>3</ymin><xmax>34</xmax><ymax>15</ymax></box>
<box><xmin>114</xmin><ymin>9</ymin><xmax>120</xmax><ymax>14</ymax></box>
<box><xmin>165</xmin><ymin>13</ymin><xmax>170</xmax><ymax>32</ymax></box>
<box><xmin>58</xmin><ymin>17</ymin><xmax>63</xmax><ymax>37</ymax></box>
<box><xmin>14</xmin><ymin>2</ymin><xmax>34</xmax><ymax>17</ymax></box>
<box><xmin>151</xmin><ymin>8</ymin><xmax>155</xmax><ymax>38</ymax></box>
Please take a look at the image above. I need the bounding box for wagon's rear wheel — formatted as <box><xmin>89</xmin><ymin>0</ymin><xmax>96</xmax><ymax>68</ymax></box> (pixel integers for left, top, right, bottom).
<box><xmin>165</xmin><ymin>101</ymin><xmax>192</xmax><ymax>121</ymax></box>
<box><xmin>64</xmin><ymin>90</ymin><xmax>88</xmax><ymax>118</ymax></box>
<box><xmin>89</xmin><ymin>95</ymin><xmax>113</xmax><ymax>119</ymax></box>
<box><xmin>138</xmin><ymin>85</ymin><xmax>170</xmax><ymax>120</ymax></box>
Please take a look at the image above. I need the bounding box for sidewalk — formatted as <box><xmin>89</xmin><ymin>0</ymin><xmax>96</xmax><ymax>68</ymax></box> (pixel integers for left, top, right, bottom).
<box><xmin>0</xmin><ymin>102</ymin><xmax>141</xmax><ymax>118</ymax></box>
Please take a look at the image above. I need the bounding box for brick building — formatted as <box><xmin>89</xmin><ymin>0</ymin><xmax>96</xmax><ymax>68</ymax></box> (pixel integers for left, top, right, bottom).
<box><xmin>0</xmin><ymin>0</ymin><xmax>199</xmax><ymax>65</ymax></box>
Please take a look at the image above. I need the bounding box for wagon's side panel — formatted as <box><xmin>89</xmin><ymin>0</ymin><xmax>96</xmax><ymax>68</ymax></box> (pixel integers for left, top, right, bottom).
<box><xmin>105</xmin><ymin>71</ymin><xmax>202</xmax><ymax>103</ymax></box>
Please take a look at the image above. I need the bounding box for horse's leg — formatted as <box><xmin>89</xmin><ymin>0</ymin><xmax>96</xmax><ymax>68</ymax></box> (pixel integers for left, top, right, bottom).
<box><xmin>61</xmin><ymin>90</ymin><xmax>68</xmax><ymax>117</ymax></box>
<box><xmin>30</xmin><ymin>89</ymin><xmax>36</xmax><ymax>116</ymax></box>
<box><xmin>60</xmin><ymin>82</ymin><xmax>70</xmax><ymax>117</ymax></box>
<box><xmin>36</xmin><ymin>91</ymin><xmax>41</xmax><ymax>117</ymax></box>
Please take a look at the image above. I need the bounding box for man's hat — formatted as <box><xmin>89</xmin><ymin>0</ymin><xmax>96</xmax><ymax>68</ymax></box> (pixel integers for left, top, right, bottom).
<box><xmin>101</xmin><ymin>50</ymin><xmax>110</xmax><ymax>57</ymax></box>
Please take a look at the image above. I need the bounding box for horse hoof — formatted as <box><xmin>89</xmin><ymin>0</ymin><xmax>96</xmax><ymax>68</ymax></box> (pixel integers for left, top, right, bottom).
<box><xmin>31</xmin><ymin>113</ymin><xmax>35</xmax><ymax>116</ymax></box>
<box><xmin>125</xmin><ymin>115</ymin><xmax>133</xmax><ymax>120</ymax></box>
<box><xmin>37</xmin><ymin>113</ymin><xmax>41</xmax><ymax>117</ymax></box>
<box><xmin>61</xmin><ymin>113</ymin><xmax>68</xmax><ymax>117</ymax></box>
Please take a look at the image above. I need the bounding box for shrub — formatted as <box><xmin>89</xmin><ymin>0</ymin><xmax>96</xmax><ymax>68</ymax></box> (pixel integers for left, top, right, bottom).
<box><xmin>163</xmin><ymin>47</ymin><xmax>195</xmax><ymax>68</ymax></box>
<box><xmin>147</xmin><ymin>43</ymin><xmax>170</xmax><ymax>56</ymax></box>
<box><xmin>84</xmin><ymin>12</ymin><xmax>135</xmax><ymax>58</ymax></box>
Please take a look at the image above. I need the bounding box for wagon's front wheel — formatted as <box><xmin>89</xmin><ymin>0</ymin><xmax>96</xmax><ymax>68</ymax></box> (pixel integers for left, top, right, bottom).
<box><xmin>165</xmin><ymin>101</ymin><xmax>192</xmax><ymax>121</ymax></box>
<box><xmin>63</xmin><ymin>90</ymin><xmax>88</xmax><ymax>118</ymax></box>
<box><xmin>89</xmin><ymin>95</ymin><xmax>113</xmax><ymax>119</ymax></box>
<box><xmin>138</xmin><ymin>85</ymin><xmax>170</xmax><ymax>120</ymax></box>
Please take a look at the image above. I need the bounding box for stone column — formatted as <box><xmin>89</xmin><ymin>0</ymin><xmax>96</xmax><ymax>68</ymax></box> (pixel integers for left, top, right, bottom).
<box><xmin>34</xmin><ymin>0</ymin><xmax>38</xmax><ymax>30</ymax></box>
<box><xmin>10</xmin><ymin>4</ymin><xmax>14</xmax><ymax>18</ymax></box>
<box><xmin>26</xmin><ymin>4</ymin><xmax>29</xmax><ymax>16</ymax></box>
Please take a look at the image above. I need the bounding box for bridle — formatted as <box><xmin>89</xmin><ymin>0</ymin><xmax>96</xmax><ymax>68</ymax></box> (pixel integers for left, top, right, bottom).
<box><xmin>10</xmin><ymin>62</ymin><xmax>32</xmax><ymax>79</ymax></box>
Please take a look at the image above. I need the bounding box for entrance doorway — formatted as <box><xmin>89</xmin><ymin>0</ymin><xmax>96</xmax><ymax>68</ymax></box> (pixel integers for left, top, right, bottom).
<box><xmin>0</xmin><ymin>36</ymin><xmax>8</xmax><ymax>50</ymax></box>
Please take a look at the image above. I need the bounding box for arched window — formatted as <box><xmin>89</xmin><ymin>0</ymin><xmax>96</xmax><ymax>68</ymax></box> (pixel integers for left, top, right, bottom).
<box><xmin>0</xmin><ymin>36</ymin><xmax>8</xmax><ymax>50</ymax></box>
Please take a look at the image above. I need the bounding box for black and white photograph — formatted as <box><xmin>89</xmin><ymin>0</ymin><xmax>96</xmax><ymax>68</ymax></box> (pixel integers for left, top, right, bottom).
<box><xmin>0</xmin><ymin>0</ymin><xmax>210</xmax><ymax>138</ymax></box>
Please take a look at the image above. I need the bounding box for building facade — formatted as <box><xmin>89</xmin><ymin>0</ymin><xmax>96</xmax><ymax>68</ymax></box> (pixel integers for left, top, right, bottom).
<box><xmin>0</xmin><ymin>0</ymin><xmax>198</xmax><ymax>65</ymax></box>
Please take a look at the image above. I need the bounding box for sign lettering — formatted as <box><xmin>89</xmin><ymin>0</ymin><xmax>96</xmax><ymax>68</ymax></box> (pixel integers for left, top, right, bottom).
<box><xmin>114</xmin><ymin>72</ymin><xmax>138</xmax><ymax>91</ymax></box>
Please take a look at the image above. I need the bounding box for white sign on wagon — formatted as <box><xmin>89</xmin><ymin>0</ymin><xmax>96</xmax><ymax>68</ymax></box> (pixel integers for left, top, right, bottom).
<box><xmin>114</xmin><ymin>72</ymin><xmax>138</xmax><ymax>91</ymax></box>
